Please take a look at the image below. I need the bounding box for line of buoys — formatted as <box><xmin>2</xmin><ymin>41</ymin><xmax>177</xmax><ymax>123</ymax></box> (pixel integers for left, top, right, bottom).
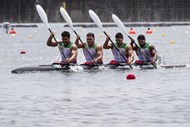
<box><xmin>128</xmin><ymin>28</ymin><xmax>154</xmax><ymax>35</ymax></box>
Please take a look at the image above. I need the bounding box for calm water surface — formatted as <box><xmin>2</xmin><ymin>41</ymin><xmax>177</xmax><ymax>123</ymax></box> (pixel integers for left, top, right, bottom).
<box><xmin>1</xmin><ymin>23</ymin><xmax>190</xmax><ymax>127</ymax></box>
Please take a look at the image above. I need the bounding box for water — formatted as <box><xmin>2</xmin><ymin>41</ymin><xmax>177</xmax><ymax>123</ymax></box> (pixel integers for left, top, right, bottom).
<box><xmin>1</xmin><ymin>23</ymin><xmax>190</xmax><ymax>127</ymax></box>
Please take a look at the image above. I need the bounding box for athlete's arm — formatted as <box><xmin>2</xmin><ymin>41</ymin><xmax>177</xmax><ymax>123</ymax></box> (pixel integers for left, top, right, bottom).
<box><xmin>103</xmin><ymin>36</ymin><xmax>112</xmax><ymax>49</ymax></box>
<box><xmin>150</xmin><ymin>45</ymin><xmax>157</xmax><ymax>64</ymax></box>
<box><xmin>67</xmin><ymin>44</ymin><xmax>78</xmax><ymax>62</ymax></box>
<box><xmin>126</xmin><ymin>45</ymin><xmax>134</xmax><ymax>65</ymax></box>
<box><xmin>95</xmin><ymin>44</ymin><xmax>103</xmax><ymax>63</ymax></box>
<box><xmin>47</xmin><ymin>32</ymin><xmax>60</xmax><ymax>47</ymax></box>
<box><xmin>75</xmin><ymin>35</ymin><xmax>85</xmax><ymax>48</ymax></box>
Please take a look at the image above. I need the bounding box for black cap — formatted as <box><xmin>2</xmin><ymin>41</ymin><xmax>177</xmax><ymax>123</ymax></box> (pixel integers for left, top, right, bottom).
<box><xmin>137</xmin><ymin>35</ymin><xmax>145</xmax><ymax>40</ymax></box>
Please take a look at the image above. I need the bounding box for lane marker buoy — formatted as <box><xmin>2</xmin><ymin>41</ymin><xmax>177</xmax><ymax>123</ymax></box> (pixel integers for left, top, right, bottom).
<box><xmin>20</xmin><ymin>51</ymin><xmax>26</xmax><ymax>54</ymax></box>
<box><xmin>126</xmin><ymin>73</ymin><xmax>136</xmax><ymax>80</ymax></box>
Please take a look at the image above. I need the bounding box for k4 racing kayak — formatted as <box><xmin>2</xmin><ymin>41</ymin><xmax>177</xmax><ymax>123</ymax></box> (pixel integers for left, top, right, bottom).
<box><xmin>11</xmin><ymin>62</ymin><xmax>188</xmax><ymax>74</ymax></box>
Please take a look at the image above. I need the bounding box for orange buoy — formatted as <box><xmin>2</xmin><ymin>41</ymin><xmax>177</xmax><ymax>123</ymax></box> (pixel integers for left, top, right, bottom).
<box><xmin>9</xmin><ymin>28</ymin><xmax>17</xmax><ymax>34</ymax></box>
<box><xmin>126</xmin><ymin>73</ymin><xmax>136</xmax><ymax>80</ymax></box>
<box><xmin>146</xmin><ymin>28</ymin><xmax>153</xmax><ymax>34</ymax></box>
<box><xmin>9</xmin><ymin>30</ymin><xmax>16</xmax><ymax>34</ymax></box>
<box><xmin>146</xmin><ymin>30</ymin><xmax>153</xmax><ymax>34</ymax></box>
<box><xmin>128</xmin><ymin>28</ymin><xmax>136</xmax><ymax>34</ymax></box>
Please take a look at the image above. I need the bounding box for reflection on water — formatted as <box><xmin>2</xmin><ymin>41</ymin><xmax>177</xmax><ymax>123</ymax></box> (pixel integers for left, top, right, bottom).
<box><xmin>0</xmin><ymin>24</ymin><xmax>190</xmax><ymax>127</ymax></box>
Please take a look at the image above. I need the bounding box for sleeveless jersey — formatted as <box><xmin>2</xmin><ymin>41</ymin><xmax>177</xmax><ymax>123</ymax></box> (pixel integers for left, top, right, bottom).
<box><xmin>59</xmin><ymin>42</ymin><xmax>76</xmax><ymax>63</ymax></box>
<box><xmin>83</xmin><ymin>44</ymin><xmax>98</xmax><ymax>62</ymax></box>
<box><xmin>111</xmin><ymin>42</ymin><xmax>128</xmax><ymax>62</ymax></box>
<box><xmin>136</xmin><ymin>43</ymin><xmax>153</xmax><ymax>62</ymax></box>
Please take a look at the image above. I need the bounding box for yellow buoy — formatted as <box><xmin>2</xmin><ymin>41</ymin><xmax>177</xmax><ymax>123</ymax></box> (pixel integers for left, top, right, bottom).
<box><xmin>63</xmin><ymin>2</ymin><xmax>66</xmax><ymax>9</ymax></box>
<box><xmin>161</xmin><ymin>33</ymin><xmax>166</xmax><ymax>37</ymax></box>
<box><xmin>28</xmin><ymin>35</ymin><xmax>33</xmax><ymax>39</ymax></box>
<box><xmin>170</xmin><ymin>40</ymin><xmax>175</xmax><ymax>44</ymax></box>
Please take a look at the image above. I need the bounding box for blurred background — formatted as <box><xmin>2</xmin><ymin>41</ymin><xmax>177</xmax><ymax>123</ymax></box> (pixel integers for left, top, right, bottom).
<box><xmin>1</xmin><ymin>0</ymin><xmax>190</xmax><ymax>23</ymax></box>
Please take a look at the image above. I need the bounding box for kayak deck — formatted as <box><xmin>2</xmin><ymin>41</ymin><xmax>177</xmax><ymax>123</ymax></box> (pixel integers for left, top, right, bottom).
<box><xmin>160</xmin><ymin>64</ymin><xmax>187</xmax><ymax>69</ymax></box>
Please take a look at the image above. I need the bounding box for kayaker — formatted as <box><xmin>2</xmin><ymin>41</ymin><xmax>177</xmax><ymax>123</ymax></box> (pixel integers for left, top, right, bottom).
<box><xmin>47</xmin><ymin>31</ymin><xmax>78</xmax><ymax>64</ymax></box>
<box><xmin>130</xmin><ymin>34</ymin><xmax>157</xmax><ymax>65</ymax></box>
<box><xmin>2</xmin><ymin>22</ymin><xmax>11</xmax><ymax>34</ymax></box>
<box><xmin>75</xmin><ymin>32</ymin><xmax>103</xmax><ymax>65</ymax></box>
<box><xmin>103</xmin><ymin>32</ymin><xmax>134</xmax><ymax>65</ymax></box>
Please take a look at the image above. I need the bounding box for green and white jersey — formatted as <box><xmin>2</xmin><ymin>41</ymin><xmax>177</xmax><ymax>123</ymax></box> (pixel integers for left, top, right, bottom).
<box><xmin>83</xmin><ymin>44</ymin><xmax>98</xmax><ymax>62</ymax></box>
<box><xmin>136</xmin><ymin>43</ymin><xmax>153</xmax><ymax>62</ymax></box>
<box><xmin>111</xmin><ymin>42</ymin><xmax>128</xmax><ymax>63</ymax></box>
<box><xmin>59</xmin><ymin>42</ymin><xmax>76</xmax><ymax>63</ymax></box>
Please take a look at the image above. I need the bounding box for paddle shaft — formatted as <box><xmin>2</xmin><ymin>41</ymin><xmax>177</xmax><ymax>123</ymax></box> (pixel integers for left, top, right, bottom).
<box><xmin>103</xmin><ymin>31</ymin><xmax>133</xmax><ymax>69</ymax></box>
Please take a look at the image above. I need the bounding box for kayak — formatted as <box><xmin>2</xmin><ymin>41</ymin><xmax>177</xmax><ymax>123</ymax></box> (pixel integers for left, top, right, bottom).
<box><xmin>11</xmin><ymin>63</ymin><xmax>188</xmax><ymax>74</ymax></box>
<box><xmin>11</xmin><ymin>64</ymin><xmax>71</xmax><ymax>74</ymax></box>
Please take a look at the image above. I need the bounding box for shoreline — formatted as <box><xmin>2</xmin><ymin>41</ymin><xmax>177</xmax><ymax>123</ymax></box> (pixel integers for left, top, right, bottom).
<box><xmin>1</xmin><ymin>22</ymin><xmax>190</xmax><ymax>28</ymax></box>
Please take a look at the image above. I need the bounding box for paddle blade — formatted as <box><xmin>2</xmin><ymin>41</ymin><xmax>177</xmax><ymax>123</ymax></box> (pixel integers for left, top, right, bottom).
<box><xmin>89</xmin><ymin>10</ymin><xmax>104</xmax><ymax>31</ymax></box>
<box><xmin>36</xmin><ymin>4</ymin><xmax>49</xmax><ymax>28</ymax></box>
<box><xmin>60</xmin><ymin>7</ymin><xmax>74</xmax><ymax>29</ymax></box>
<box><xmin>112</xmin><ymin>14</ymin><xmax>127</xmax><ymax>34</ymax></box>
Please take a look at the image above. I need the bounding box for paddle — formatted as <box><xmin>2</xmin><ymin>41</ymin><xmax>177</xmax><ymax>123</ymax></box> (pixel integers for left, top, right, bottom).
<box><xmin>88</xmin><ymin>10</ymin><xmax>132</xmax><ymax>69</ymax></box>
<box><xmin>60</xmin><ymin>7</ymin><xmax>95</xmax><ymax>63</ymax></box>
<box><xmin>36</xmin><ymin>4</ymin><xmax>67</xmax><ymax>60</ymax></box>
<box><xmin>112</xmin><ymin>14</ymin><xmax>157</xmax><ymax>69</ymax></box>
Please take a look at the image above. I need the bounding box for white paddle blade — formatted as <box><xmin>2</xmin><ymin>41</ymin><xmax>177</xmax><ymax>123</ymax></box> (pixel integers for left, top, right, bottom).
<box><xmin>60</xmin><ymin>7</ymin><xmax>74</xmax><ymax>29</ymax></box>
<box><xmin>88</xmin><ymin>10</ymin><xmax>104</xmax><ymax>31</ymax></box>
<box><xmin>36</xmin><ymin>5</ymin><xmax>49</xmax><ymax>28</ymax></box>
<box><xmin>112</xmin><ymin>14</ymin><xmax>127</xmax><ymax>34</ymax></box>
